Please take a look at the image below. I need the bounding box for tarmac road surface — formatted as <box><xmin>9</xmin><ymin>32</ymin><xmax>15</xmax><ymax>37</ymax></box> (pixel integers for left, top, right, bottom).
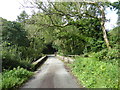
<box><xmin>20</xmin><ymin>55</ymin><xmax>81</xmax><ymax>88</ymax></box>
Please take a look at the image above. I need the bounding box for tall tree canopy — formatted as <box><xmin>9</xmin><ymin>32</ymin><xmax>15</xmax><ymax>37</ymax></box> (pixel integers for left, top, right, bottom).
<box><xmin>17</xmin><ymin>10</ymin><xmax>29</xmax><ymax>23</ymax></box>
<box><xmin>1</xmin><ymin>18</ymin><xmax>30</xmax><ymax>47</ymax></box>
<box><xmin>26</xmin><ymin>1</ymin><xmax>112</xmax><ymax>49</ymax></box>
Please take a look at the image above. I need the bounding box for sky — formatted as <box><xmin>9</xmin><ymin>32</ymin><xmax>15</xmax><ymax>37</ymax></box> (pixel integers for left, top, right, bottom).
<box><xmin>0</xmin><ymin>0</ymin><xmax>118</xmax><ymax>30</ymax></box>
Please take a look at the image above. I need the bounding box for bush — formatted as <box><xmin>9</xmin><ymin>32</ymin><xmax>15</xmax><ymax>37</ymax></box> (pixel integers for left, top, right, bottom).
<box><xmin>2</xmin><ymin>45</ymin><xmax>34</xmax><ymax>71</ymax></box>
<box><xmin>92</xmin><ymin>48</ymin><xmax>119</xmax><ymax>66</ymax></box>
<box><xmin>106</xmin><ymin>49</ymin><xmax>119</xmax><ymax>60</ymax></box>
<box><xmin>69</xmin><ymin>57</ymin><xmax>118</xmax><ymax>88</ymax></box>
<box><xmin>2</xmin><ymin>52</ymin><xmax>34</xmax><ymax>71</ymax></box>
<box><xmin>108</xmin><ymin>26</ymin><xmax>120</xmax><ymax>48</ymax></box>
<box><xmin>94</xmin><ymin>48</ymin><xmax>119</xmax><ymax>63</ymax></box>
<box><xmin>94</xmin><ymin>49</ymin><xmax>108</xmax><ymax>60</ymax></box>
<box><xmin>2</xmin><ymin>67</ymin><xmax>33</xmax><ymax>90</ymax></box>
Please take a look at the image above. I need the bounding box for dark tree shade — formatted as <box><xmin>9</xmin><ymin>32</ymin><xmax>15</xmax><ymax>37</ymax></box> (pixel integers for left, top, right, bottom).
<box><xmin>2</xmin><ymin>18</ymin><xmax>30</xmax><ymax>47</ymax></box>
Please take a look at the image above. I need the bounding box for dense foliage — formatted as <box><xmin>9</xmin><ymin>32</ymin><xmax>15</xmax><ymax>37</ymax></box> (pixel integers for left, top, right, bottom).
<box><xmin>68</xmin><ymin>26</ymin><xmax>119</xmax><ymax>88</ymax></box>
<box><xmin>108</xmin><ymin>26</ymin><xmax>120</xmax><ymax>48</ymax></box>
<box><xmin>1</xmin><ymin>1</ymin><xmax>119</xmax><ymax>89</ymax></box>
<box><xmin>2</xmin><ymin>44</ymin><xmax>34</xmax><ymax>70</ymax></box>
<box><xmin>2</xmin><ymin>19</ymin><xmax>30</xmax><ymax>47</ymax></box>
<box><xmin>1</xmin><ymin>67</ymin><xmax>33</xmax><ymax>90</ymax></box>
<box><xmin>1</xmin><ymin>17</ymin><xmax>51</xmax><ymax>70</ymax></box>
<box><xmin>27</xmin><ymin>13</ymin><xmax>104</xmax><ymax>55</ymax></box>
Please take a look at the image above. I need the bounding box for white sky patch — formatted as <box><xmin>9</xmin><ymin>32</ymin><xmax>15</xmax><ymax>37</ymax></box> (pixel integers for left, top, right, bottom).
<box><xmin>109</xmin><ymin>0</ymin><xmax>118</xmax><ymax>3</ymax></box>
<box><xmin>0</xmin><ymin>0</ymin><xmax>33</xmax><ymax>21</ymax></box>
<box><xmin>0</xmin><ymin>0</ymin><xmax>22</xmax><ymax>21</ymax></box>
<box><xmin>0</xmin><ymin>0</ymin><xmax>119</xmax><ymax>30</ymax></box>
<box><xmin>105</xmin><ymin>8</ymin><xmax>118</xmax><ymax>30</ymax></box>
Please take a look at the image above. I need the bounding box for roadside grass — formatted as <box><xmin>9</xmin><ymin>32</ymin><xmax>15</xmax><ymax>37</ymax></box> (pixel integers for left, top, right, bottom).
<box><xmin>2</xmin><ymin>67</ymin><xmax>33</xmax><ymax>90</ymax></box>
<box><xmin>68</xmin><ymin>56</ymin><xmax>119</xmax><ymax>88</ymax></box>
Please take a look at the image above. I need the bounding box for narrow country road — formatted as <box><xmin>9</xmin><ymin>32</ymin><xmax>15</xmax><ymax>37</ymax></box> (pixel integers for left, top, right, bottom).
<box><xmin>20</xmin><ymin>55</ymin><xmax>81</xmax><ymax>88</ymax></box>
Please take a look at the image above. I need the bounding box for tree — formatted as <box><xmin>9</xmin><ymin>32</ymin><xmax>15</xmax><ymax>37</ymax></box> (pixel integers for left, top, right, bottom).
<box><xmin>17</xmin><ymin>10</ymin><xmax>29</xmax><ymax>24</ymax></box>
<box><xmin>96</xmin><ymin>2</ymin><xmax>111</xmax><ymax>49</ymax></box>
<box><xmin>2</xmin><ymin>18</ymin><xmax>30</xmax><ymax>47</ymax></box>
<box><xmin>29</xmin><ymin>1</ymin><xmax>111</xmax><ymax>49</ymax></box>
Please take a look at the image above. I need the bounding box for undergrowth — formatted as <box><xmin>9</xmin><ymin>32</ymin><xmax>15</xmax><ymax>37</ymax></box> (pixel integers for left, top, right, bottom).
<box><xmin>69</xmin><ymin>53</ymin><xmax>119</xmax><ymax>88</ymax></box>
<box><xmin>2</xmin><ymin>67</ymin><xmax>33</xmax><ymax>90</ymax></box>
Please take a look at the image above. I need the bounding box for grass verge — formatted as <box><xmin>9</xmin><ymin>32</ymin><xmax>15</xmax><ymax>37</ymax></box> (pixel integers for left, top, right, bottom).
<box><xmin>68</xmin><ymin>56</ymin><xmax>119</xmax><ymax>88</ymax></box>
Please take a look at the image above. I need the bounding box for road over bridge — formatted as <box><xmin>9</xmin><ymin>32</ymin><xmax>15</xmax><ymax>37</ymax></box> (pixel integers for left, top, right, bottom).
<box><xmin>20</xmin><ymin>55</ymin><xmax>82</xmax><ymax>88</ymax></box>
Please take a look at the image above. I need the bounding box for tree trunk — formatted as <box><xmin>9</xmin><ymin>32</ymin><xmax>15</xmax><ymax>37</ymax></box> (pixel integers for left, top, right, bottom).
<box><xmin>87</xmin><ymin>2</ymin><xmax>111</xmax><ymax>49</ymax></box>
<box><xmin>99</xmin><ymin>5</ymin><xmax>111</xmax><ymax>49</ymax></box>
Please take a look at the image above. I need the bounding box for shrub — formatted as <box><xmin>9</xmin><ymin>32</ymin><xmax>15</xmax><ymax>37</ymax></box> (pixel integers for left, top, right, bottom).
<box><xmin>108</xmin><ymin>26</ymin><xmax>120</xmax><ymax>48</ymax></box>
<box><xmin>94</xmin><ymin>49</ymin><xmax>108</xmax><ymax>60</ymax></box>
<box><xmin>19</xmin><ymin>60</ymin><xmax>35</xmax><ymax>71</ymax></box>
<box><xmin>2</xmin><ymin>45</ymin><xmax>34</xmax><ymax>71</ymax></box>
<box><xmin>94</xmin><ymin>48</ymin><xmax>119</xmax><ymax>64</ymax></box>
<box><xmin>2</xmin><ymin>67</ymin><xmax>33</xmax><ymax>90</ymax></box>
<box><xmin>2</xmin><ymin>54</ymin><xmax>34</xmax><ymax>71</ymax></box>
<box><xmin>106</xmin><ymin>49</ymin><xmax>119</xmax><ymax>60</ymax></box>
